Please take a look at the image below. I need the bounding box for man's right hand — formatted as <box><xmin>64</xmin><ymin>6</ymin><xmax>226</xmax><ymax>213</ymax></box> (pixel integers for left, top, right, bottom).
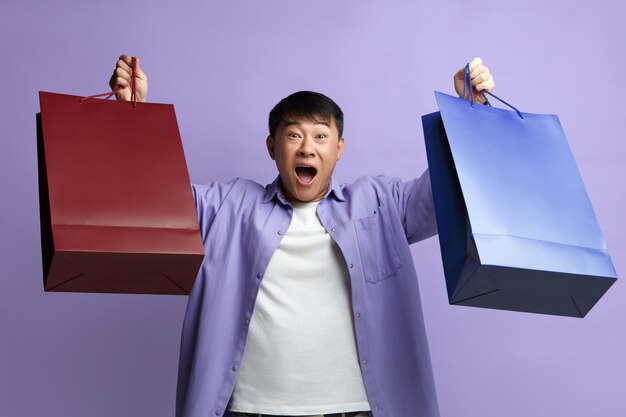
<box><xmin>109</xmin><ymin>54</ymin><xmax>148</xmax><ymax>102</ymax></box>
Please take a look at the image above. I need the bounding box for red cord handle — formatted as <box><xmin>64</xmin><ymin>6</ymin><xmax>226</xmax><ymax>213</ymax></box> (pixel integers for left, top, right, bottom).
<box><xmin>79</xmin><ymin>56</ymin><xmax>137</xmax><ymax>108</ymax></box>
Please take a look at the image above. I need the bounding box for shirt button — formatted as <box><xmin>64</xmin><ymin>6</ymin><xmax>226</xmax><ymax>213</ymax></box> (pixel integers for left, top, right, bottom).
<box><xmin>256</xmin><ymin>273</ymin><xmax>262</xmax><ymax>279</ymax></box>
<box><xmin>232</xmin><ymin>364</ymin><xmax>239</xmax><ymax>371</ymax></box>
<box><xmin>349</xmin><ymin>263</ymin><xmax>354</xmax><ymax>269</ymax></box>
<box><xmin>362</xmin><ymin>359</ymin><xmax>368</xmax><ymax>365</ymax></box>
<box><xmin>244</xmin><ymin>319</ymin><xmax>250</xmax><ymax>325</ymax></box>
<box><xmin>277</xmin><ymin>230</ymin><xmax>284</xmax><ymax>235</ymax></box>
<box><xmin>215</xmin><ymin>410</ymin><xmax>222</xmax><ymax>416</ymax></box>
<box><xmin>356</xmin><ymin>312</ymin><xmax>361</xmax><ymax>319</ymax></box>
<box><xmin>374</xmin><ymin>405</ymin><xmax>379</xmax><ymax>411</ymax></box>
<box><xmin>331</xmin><ymin>227</ymin><xmax>336</xmax><ymax>232</ymax></box>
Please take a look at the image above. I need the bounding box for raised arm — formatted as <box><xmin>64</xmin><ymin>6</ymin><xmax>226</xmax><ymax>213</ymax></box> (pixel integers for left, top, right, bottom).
<box><xmin>394</xmin><ymin>57</ymin><xmax>496</xmax><ymax>243</ymax></box>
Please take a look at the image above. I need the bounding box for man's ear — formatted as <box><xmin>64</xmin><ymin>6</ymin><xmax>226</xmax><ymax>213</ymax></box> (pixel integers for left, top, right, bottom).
<box><xmin>337</xmin><ymin>136</ymin><xmax>345</xmax><ymax>161</ymax></box>
<box><xmin>266</xmin><ymin>135</ymin><xmax>276</xmax><ymax>160</ymax></box>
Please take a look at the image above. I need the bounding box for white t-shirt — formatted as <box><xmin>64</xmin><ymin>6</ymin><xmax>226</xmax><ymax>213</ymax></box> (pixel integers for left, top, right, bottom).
<box><xmin>229</xmin><ymin>200</ymin><xmax>370</xmax><ymax>415</ymax></box>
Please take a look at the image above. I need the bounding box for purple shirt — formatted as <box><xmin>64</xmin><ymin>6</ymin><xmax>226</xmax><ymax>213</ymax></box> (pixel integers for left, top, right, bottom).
<box><xmin>176</xmin><ymin>170</ymin><xmax>440</xmax><ymax>417</ymax></box>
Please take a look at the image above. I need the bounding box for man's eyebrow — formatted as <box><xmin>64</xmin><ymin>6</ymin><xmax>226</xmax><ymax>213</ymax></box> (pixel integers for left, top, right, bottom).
<box><xmin>283</xmin><ymin>119</ymin><xmax>330</xmax><ymax>127</ymax></box>
<box><xmin>282</xmin><ymin>120</ymin><xmax>301</xmax><ymax>127</ymax></box>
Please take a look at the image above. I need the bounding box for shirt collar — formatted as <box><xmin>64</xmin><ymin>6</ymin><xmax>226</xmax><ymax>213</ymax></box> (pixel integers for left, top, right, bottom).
<box><xmin>262</xmin><ymin>175</ymin><xmax>345</xmax><ymax>204</ymax></box>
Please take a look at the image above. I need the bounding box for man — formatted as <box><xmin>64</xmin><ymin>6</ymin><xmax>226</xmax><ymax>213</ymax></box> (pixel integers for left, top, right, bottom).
<box><xmin>110</xmin><ymin>56</ymin><xmax>494</xmax><ymax>417</ymax></box>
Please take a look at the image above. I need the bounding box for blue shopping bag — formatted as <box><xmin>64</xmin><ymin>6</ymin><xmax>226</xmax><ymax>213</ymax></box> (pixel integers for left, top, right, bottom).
<box><xmin>422</xmin><ymin>67</ymin><xmax>617</xmax><ymax>317</ymax></box>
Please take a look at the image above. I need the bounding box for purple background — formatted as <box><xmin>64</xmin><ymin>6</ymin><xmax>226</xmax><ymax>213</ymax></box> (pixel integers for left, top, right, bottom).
<box><xmin>1</xmin><ymin>1</ymin><xmax>625</xmax><ymax>416</ymax></box>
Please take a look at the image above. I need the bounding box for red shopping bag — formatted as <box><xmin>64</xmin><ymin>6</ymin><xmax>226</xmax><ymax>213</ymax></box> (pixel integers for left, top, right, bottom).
<box><xmin>37</xmin><ymin>64</ymin><xmax>204</xmax><ymax>295</ymax></box>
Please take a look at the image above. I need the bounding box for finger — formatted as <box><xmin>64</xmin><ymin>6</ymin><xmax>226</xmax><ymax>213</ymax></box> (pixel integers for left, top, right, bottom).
<box><xmin>116</xmin><ymin>58</ymin><xmax>132</xmax><ymax>74</ymax></box>
<box><xmin>470</xmin><ymin>64</ymin><xmax>489</xmax><ymax>80</ymax></box>
<box><xmin>472</xmin><ymin>72</ymin><xmax>491</xmax><ymax>87</ymax></box>
<box><xmin>112</xmin><ymin>67</ymin><xmax>132</xmax><ymax>85</ymax></box>
<box><xmin>468</xmin><ymin>56</ymin><xmax>483</xmax><ymax>72</ymax></box>
<box><xmin>118</xmin><ymin>54</ymin><xmax>133</xmax><ymax>66</ymax></box>
<box><xmin>109</xmin><ymin>75</ymin><xmax>129</xmax><ymax>90</ymax></box>
<box><xmin>476</xmin><ymin>79</ymin><xmax>495</xmax><ymax>92</ymax></box>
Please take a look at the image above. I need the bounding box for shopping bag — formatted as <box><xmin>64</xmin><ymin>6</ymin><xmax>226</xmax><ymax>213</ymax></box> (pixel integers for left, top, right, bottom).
<box><xmin>422</xmin><ymin>72</ymin><xmax>616</xmax><ymax>317</ymax></box>
<box><xmin>37</xmin><ymin>70</ymin><xmax>204</xmax><ymax>295</ymax></box>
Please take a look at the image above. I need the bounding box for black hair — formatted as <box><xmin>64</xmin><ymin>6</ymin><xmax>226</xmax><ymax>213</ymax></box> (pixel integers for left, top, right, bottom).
<box><xmin>268</xmin><ymin>91</ymin><xmax>344</xmax><ymax>139</ymax></box>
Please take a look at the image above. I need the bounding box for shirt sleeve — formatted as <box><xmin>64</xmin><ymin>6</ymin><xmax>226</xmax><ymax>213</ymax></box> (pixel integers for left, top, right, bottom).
<box><xmin>191</xmin><ymin>178</ymin><xmax>240</xmax><ymax>242</ymax></box>
<box><xmin>177</xmin><ymin>179</ymin><xmax>240</xmax><ymax>417</ymax></box>
<box><xmin>389</xmin><ymin>168</ymin><xmax>438</xmax><ymax>244</ymax></box>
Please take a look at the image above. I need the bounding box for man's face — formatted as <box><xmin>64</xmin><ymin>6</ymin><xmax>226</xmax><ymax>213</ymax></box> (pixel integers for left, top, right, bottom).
<box><xmin>266</xmin><ymin>116</ymin><xmax>344</xmax><ymax>203</ymax></box>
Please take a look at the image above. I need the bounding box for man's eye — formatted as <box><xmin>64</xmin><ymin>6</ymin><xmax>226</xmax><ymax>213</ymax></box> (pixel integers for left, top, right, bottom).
<box><xmin>317</xmin><ymin>134</ymin><xmax>327</xmax><ymax>139</ymax></box>
<box><xmin>288</xmin><ymin>133</ymin><xmax>301</xmax><ymax>139</ymax></box>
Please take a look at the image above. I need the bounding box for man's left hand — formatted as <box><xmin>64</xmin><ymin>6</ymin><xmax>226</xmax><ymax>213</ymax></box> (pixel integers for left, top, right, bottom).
<box><xmin>454</xmin><ymin>57</ymin><xmax>494</xmax><ymax>104</ymax></box>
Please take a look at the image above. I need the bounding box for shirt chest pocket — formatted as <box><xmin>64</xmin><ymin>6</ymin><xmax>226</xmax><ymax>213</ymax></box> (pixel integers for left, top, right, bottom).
<box><xmin>354</xmin><ymin>205</ymin><xmax>403</xmax><ymax>284</ymax></box>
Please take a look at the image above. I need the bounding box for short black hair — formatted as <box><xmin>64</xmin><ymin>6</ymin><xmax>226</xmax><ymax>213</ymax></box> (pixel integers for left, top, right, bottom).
<box><xmin>268</xmin><ymin>91</ymin><xmax>344</xmax><ymax>139</ymax></box>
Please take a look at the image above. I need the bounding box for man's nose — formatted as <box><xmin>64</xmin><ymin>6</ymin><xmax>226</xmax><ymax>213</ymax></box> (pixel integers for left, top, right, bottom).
<box><xmin>297</xmin><ymin>136</ymin><xmax>315</xmax><ymax>156</ymax></box>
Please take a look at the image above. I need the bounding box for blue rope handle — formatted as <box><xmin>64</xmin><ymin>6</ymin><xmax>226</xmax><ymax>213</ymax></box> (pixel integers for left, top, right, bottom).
<box><xmin>463</xmin><ymin>63</ymin><xmax>524</xmax><ymax>119</ymax></box>
<box><xmin>462</xmin><ymin>63</ymin><xmax>475</xmax><ymax>106</ymax></box>
<box><xmin>482</xmin><ymin>91</ymin><xmax>524</xmax><ymax>119</ymax></box>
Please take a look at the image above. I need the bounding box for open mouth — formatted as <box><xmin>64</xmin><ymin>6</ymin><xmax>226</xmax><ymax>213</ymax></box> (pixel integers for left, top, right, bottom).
<box><xmin>295</xmin><ymin>165</ymin><xmax>317</xmax><ymax>185</ymax></box>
